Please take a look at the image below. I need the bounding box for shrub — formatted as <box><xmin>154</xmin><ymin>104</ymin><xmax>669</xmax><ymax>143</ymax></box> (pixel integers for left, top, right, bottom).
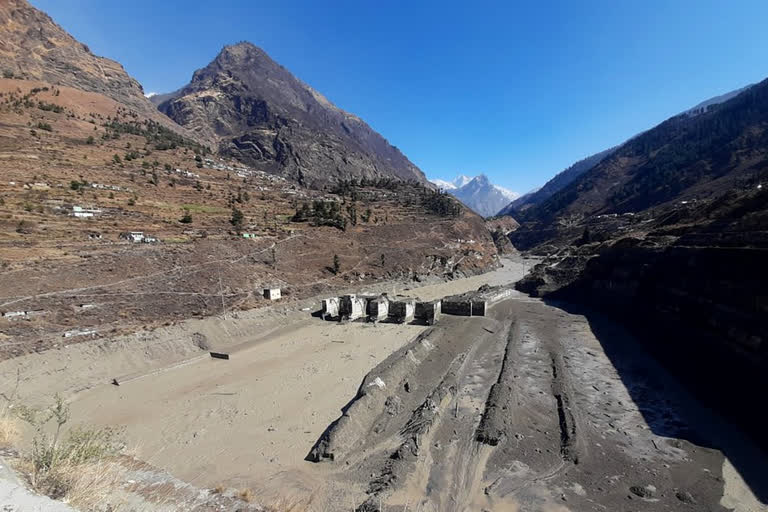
<box><xmin>4</xmin><ymin>394</ymin><xmax>126</xmax><ymax>509</ymax></box>
<box><xmin>230</xmin><ymin>207</ymin><xmax>244</xmax><ymax>231</ymax></box>
<box><xmin>37</xmin><ymin>101</ymin><xmax>63</xmax><ymax>113</ymax></box>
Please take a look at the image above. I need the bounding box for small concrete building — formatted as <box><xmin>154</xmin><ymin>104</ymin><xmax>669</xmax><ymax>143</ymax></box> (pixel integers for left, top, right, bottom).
<box><xmin>390</xmin><ymin>298</ymin><xmax>416</xmax><ymax>323</ymax></box>
<box><xmin>72</xmin><ymin>205</ymin><xmax>101</xmax><ymax>218</ymax></box>
<box><xmin>322</xmin><ymin>297</ymin><xmax>340</xmax><ymax>320</ymax></box>
<box><xmin>120</xmin><ymin>231</ymin><xmax>145</xmax><ymax>243</ymax></box>
<box><xmin>367</xmin><ymin>296</ymin><xmax>389</xmax><ymax>322</ymax></box>
<box><xmin>263</xmin><ymin>288</ymin><xmax>281</xmax><ymax>301</ymax></box>
<box><xmin>119</xmin><ymin>231</ymin><xmax>159</xmax><ymax>243</ymax></box>
<box><xmin>2</xmin><ymin>311</ymin><xmax>27</xmax><ymax>319</ymax></box>
<box><xmin>340</xmin><ymin>294</ymin><xmax>367</xmax><ymax>321</ymax></box>
<box><xmin>415</xmin><ymin>300</ymin><xmax>442</xmax><ymax>325</ymax></box>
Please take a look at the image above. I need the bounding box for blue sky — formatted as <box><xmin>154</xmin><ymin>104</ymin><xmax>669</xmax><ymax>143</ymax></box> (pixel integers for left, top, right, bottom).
<box><xmin>31</xmin><ymin>0</ymin><xmax>768</xmax><ymax>194</ymax></box>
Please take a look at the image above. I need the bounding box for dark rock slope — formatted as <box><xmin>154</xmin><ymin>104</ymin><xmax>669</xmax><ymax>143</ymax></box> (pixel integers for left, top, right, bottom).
<box><xmin>158</xmin><ymin>42</ymin><xmax>427</xmax><ymax>187</ymax></box>
<box><xmin>512</xmin><ymin>78</ymin><xmax>768</xmax><ymax>231</ymax></box>
<box><xmin>499</xmin><ymin>147</ymin><xmax>615</xmax><ymax>216</ymax></box>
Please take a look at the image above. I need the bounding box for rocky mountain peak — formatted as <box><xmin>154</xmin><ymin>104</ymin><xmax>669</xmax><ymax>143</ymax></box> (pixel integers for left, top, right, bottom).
<box><xmin>472</xmin><ymin>174</ymin><xmax>491</xmax><ymax>186</ymax></box>
<box><xmin>158</xmin><ymin>42</ymin><xmax>427</xmax><ymax>187</ymax></box>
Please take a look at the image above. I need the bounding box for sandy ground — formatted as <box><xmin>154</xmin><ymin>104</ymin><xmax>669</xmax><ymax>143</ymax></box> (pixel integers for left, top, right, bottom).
<box><xmin>3</xmin><ymin>256</ymin><xmax>766</xmax><ymax>510</ymax></box>
<box><xmin>26</xmin><ymin>260</ymin><xmax>527</xmax><ymax>498</ymax></box>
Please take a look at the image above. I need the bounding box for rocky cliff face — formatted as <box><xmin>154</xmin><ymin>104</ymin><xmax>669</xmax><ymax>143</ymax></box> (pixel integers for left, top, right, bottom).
<box><xmin>158</xmin><ymin>42</ymin><xmax>427</xmax><ymax>187</ymax></box>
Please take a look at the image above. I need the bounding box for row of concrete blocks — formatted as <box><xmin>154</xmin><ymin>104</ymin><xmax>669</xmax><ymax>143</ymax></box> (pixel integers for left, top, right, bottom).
<box><xmin>321</xmin><ymin>295</ymin><xmax>442</xmax><ymax>325</ymax></box>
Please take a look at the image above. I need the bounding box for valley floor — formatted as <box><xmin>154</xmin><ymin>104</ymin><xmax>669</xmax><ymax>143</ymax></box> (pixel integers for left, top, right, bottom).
<box><xmin>2</xmin><ymin>257</ymin><xmax>766</xmax><ymax>511</ymax></box>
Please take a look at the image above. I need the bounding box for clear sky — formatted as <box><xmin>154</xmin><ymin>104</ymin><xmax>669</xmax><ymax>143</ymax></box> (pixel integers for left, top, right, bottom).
<box><xmin>31</xmin><ymin>0</ymin><xmax>768</xmax><ymax>194</ymax></box>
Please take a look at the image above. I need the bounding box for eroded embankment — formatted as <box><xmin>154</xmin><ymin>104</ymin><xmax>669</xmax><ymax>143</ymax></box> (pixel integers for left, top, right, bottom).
<box><xmin>308</xmin><ymin>329</ymin><xmax>439</xmax><ymax>463</ymax></box>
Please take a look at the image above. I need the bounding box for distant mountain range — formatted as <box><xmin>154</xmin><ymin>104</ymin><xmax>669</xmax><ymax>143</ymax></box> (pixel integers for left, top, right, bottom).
<box><xmin>498</xmin><ymin>84</ymin><xmax>755</xmax><ymax>217</ymax></box>
<box><xmin>430</xmin><ymin>174</ymin><xmax>518</xmax><ymax>217</ymax></box>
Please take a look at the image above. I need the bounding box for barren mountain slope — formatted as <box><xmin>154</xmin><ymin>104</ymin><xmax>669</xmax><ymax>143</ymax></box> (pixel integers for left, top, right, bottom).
<box><xmin>158</xmin><ymin>42</ymin><xmax>427</xmax><ymax>187</ymax></box>
<box><xmin>0</xmin><ymin>76</ymin><xmax>498</xmax><ymax>358</ymax></box>
<box><xmin>0</xmin><ymin>0</ymin><xmax>200</xmax><ymax>139</ymax></box>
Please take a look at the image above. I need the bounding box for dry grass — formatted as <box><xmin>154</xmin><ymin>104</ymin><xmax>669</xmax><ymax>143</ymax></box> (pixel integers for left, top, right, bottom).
<box><xmin>238</xmin><ymin>487</ymin><xmax>255</xmax><ymax>502</ymax></box>
<box><xmin>0</xmin><ymin>414</ymin><xmax>21</xmax><ymax>447</ymax></box>
<box><xmin>59</xmin><ymin>459</ymin><xmax>127</xmax><ymax>510</ymax></box>
<box><xmin>14</xmin><ymin>456</ymin><xmax>127</xmax><ymax>509</ymax></box>
<box><xmin>264</xmin><ymin>494</ymin><xmax>316</xmax><ymax>512</ymax></box>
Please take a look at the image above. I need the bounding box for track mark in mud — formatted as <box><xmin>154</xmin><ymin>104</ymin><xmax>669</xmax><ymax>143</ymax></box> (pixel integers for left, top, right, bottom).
<box><xmin>475</xmin><ymin>323</ymin><xmax>517</xmax><ymax>446</ymax></box>
<box><xmin>550</xmin><ymin>354</ymin><xmax>580</xmax><ymax>464</ymax></box>
<box><xmin>308</xmin><ymin>331</ymin><xmax>437</xmax><ymax>463</ymax></box>
<box><xmin>362</xmin><ymin>354</ymin><xmax>465</xmax><ymax>507</ymax></box>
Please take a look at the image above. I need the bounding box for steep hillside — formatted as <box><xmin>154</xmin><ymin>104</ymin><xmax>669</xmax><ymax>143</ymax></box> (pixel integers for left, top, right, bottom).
<box><xmin>157</xmin><ymin>42</ymin><xmax>427</xmax><ymax>187</ymax></box>
<box><xmin>0</xmin><ymin>0</ymin><xmax>189</xmax><ymax>135</ymax></box>
<box><xmin>499</xmin><ymin>148</ymin><xmax>615</xmax><ymax>215</ymax></box>
<box><xmin>0</xmin><ymin>77</ymin><xmax>498</xmax><ymax>358</ymax></box>
<box><xmin>514</xmin><ymin>78</ymin><xmax>768</xmax><ymax>232</ymax></box>
<box><xmin>508</xmin><ymin>82</ymin><xmax>768</xmax><ymax>452</ymax></box>
<box><xmin>500</xmin><ymin>85</ymin><xmax>756</xmax><ymax>218</ymax></box>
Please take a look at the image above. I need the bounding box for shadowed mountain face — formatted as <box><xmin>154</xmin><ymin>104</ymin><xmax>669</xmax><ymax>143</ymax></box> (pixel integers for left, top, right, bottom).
<box><xmin>157</xmin><ymin>42</ymin><xmax>427</xmax><ymax>188</ymax></box>
<box><xmin>499</xmin><ymin>148</ymin><xmax>615</xmax><ymax>216</ymax></box>
<box><xmin>515</xmin><ymin>78</ymin><xmax>768</xmax><ymax>228</ymax></box>
<box><xmin>499</xmin><ymin>84</ymin><xmax>756</xmax><ymax>219</ymax></box>
<box><xmin>0</xmin><ymin>0</ymin><xmax>162</xmax><ymax>120</ymax></box>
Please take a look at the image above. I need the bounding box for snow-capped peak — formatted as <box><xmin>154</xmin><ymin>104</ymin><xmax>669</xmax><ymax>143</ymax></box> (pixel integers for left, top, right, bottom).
<box><xmin>453</xmin><ymin>174</ymin><xmax>473</xmax><ymax>188</ymax></box>
<box><xmin>493</xmin><ymin>185</ymin><xmax>520</xmax><ymax>201</ymax></box>
<box><xmin>429</xmin><ymin>174</ymin><xmax>520</xmax><ymax>217</ymax></box>
<box><xmin>430</xmin><ymin>178</ymin><xmax>458</xmax><ymax>190</ymax></box>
